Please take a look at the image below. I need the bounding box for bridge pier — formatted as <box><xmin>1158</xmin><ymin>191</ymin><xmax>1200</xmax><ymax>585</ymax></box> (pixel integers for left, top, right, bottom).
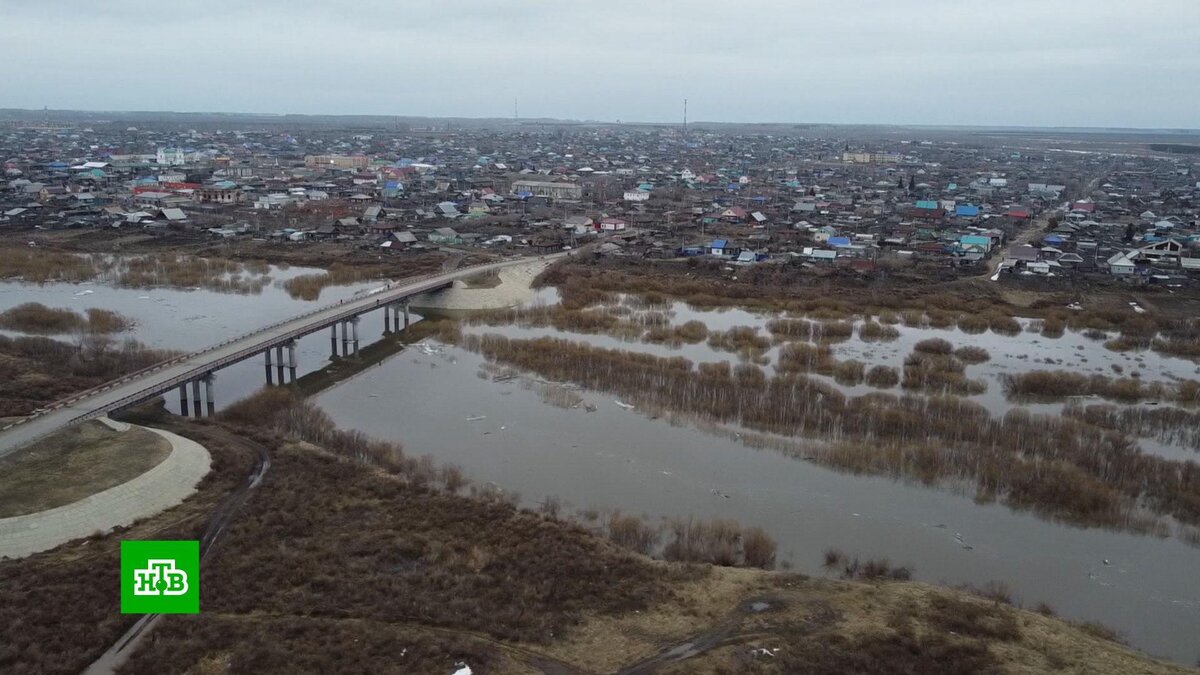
<box><xmin>191</xmin><ymin>379</ymin><xmax>202</xmax><ymax>417</ymax></box>
<box><xmin>330</xmin><ymin>324</ymin><xmax>338</xmax><ymax>358</ymax></box>
<box><xmin>350</xmin><ymin>316</ymin><xmax>360</xmax><ymax>355</ymax></box>
<box><xmin>264</xmin><ymin>350</ymin><xmax>274</xmax><ymax>385</ymax></box>
<box><xmin>340</xmin><ymin>321</ymin><xmax>349</xmax><ymax>355</ymax></box>
<box><xmin>203</xmin><ymin>373</ymin><xmax>215</xmax><ymax>417</ymax></box>
<box><xmin>275</xmin><ymin>345</ymin><xmax>285</xmax><ymax>384</ymax></box>
<box><xmin>403</xmin><ymin>303</ymin><xmax>410</xmax><ymax>329</ymax></box>
<box><xmin>383</xmin><ymin>304</ymin><xmax>391</xmax><ymax>333</ymax></box>
<box><xmin>391</xmin><ymin>303</ymin><xmax>400</xmax><ymax>332</ymax></box>
<box><xmin>287</xmin><ymin>340</ymin><xmax>297</xmax><ymax>382</ymax></box>
<box><xmin>178</xmin><ymin>383</ymin><xmax>188</xmax><ymax>417</ymax></box>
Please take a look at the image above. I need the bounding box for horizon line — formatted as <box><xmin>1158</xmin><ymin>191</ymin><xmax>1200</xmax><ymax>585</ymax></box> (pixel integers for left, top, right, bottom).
<box><xmin>2</xmin><ymin>107</ymin><xmax>1199</xmax><ymax>134</ymax></box>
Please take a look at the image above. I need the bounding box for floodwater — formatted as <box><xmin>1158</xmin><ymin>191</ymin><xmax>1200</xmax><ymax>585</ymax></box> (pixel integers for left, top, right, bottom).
<box><xmin>0</xmin><ymin>266</ymin><xmax>404</xmax><ymax>413</ymax></box>
<box><xmin>5</xmin><ymin>271</ymin><xmax>1199</xmax><ymax>663</ymax></box>
<box><xmin>312</xmin><ymin>302</ymin><xmax>1200</xmax><ymax>665</ymax></box>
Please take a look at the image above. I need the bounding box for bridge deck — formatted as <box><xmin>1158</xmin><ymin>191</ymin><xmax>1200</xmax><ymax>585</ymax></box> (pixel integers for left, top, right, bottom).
<box><xmin>0</xmin><ymin>254</ymin><xmax>560</xmax><ymax>458</ymax></box>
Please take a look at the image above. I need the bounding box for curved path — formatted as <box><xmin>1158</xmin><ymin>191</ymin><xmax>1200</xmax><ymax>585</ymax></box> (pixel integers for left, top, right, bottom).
<box><xmin>410</xmin><ymin>258</ymin><xmax>556</xmax><ymax>311</ymax></box>
<box><xmin>0</xmin><ymin>253</ymin><xmax>566</xmax><ymax>458</ymax></box>
<box><xmin>0</xmin><ymin>424</ymin><xmax>212</xmax><ymax>559</ymax></box>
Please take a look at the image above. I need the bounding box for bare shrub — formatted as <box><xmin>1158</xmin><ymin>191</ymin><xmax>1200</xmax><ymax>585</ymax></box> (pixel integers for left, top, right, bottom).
<box><xmin>741</xmin><ymin>527</ymin><xmax>777</xmax><ymax>569</ymax></box>
<box><xmin>663</xmin><ymin>518</ymin><xmax>740</xmax><ymax>566</ymax></box>
<box><xmin>864</xmin><ymin>365</ymin><xmax>900</xmax><ymax>389</ymax></box>
<box><xmin>777</xmin><ymin>342</ymin><xmax>835</xmax><ymax>373</ymax></box>
<box><xmin>914</xmin><ymin>338</ymin><xmax>953</xmax><ymax>355</ymax></box>
<box><xmin>814</xmin><ymin>320</ymin><xmax>854</xmax><ymax>342</ymax></box>
<box><xmin>1041</xmin><ymin>315</ymin><xmax>1067</xmax><ymax>338</ymax></box>
<box><xmin>606</xmin><ymin>513</ymin><xmax>660</xmax><ymax>555</ymax></box>
<box><xmin>957</xmin><ymin>313</ymin><xmax>990</xmax><ymax>334</ymax></box>
<box><xmin>708</xmin><ymin>326</ymin><xmax>770</xmax><ymax>358</ymax></box>
<box><xmin>440</xmin><ymin>464</ymin><xmax>468</xmax><ymax>493</ymax></box>
<box><xmin>953</xmin><ymin>345</ymin><xmax>990</xmax><ymax>364</ymax></box>
<box><xmin>766</xmin><ymin>318</ymin><xmax>814</xmax><ymax>340</ymax></box>
<box><xmin>833</xmin><ymin>359</ymin><xmax>866</xmax><ymax>386</ymax></box>
<box><xmin>859</xmin><ymin>320</ymin><xmax>900</xmax><ymax>342</ymax></box>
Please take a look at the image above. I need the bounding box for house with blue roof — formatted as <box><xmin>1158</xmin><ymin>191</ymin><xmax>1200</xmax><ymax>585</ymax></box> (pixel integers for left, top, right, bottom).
<box><xmin>955</xmin><ymin>204</ymin><xmax>980</xmax><ymax>218</ymax></box>
<box><xmin>709</xmin><ymin>239</ymin><xmax>740</xmax><ymax>257</ymax></box>
<box><xmin>915</xmin><ymin>200</ymin><xmax>939</xmax><ymax>210</ymax></box>
<box><xmin>827</xmin><ymin>236</ymin><xmax>852</xmax><ymax>248</ymax></box>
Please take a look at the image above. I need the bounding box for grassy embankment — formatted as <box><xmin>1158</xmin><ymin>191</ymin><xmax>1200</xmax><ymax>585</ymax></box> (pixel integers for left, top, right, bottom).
<box><xmin>0</xmin><ymin>421</ymin><xmax>170</xmax><ymax>517</ymax></box>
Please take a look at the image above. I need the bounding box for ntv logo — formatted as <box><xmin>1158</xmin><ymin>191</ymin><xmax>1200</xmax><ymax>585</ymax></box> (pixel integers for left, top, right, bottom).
<box><xmin>133</xmin><ymin>559</ymin><xmax>189</xmax><ymax>596</ymax></box>
<box><xmin>121</xmin><ymin>541</ymin><xmax>200</xmax><ymax>614</ymax></box>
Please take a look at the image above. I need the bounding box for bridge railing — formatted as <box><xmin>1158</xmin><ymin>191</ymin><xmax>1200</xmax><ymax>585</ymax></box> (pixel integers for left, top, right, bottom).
<box><xmin>0</xmin><ymin>256</ymin><xmax>529</xmax><ymax>432</ymax></box>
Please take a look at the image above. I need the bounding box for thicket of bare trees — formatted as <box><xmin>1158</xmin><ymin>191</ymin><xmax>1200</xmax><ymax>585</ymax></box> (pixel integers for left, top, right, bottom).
<box><xmin>454</xmin><ymin>333</ymin><xmax>1200</xmax><ymax>534</ymax></box>
<box><xmin>1002</xmin><ymin>370</ymin><xmax>1200</xmax><ymax>405</ymax></box>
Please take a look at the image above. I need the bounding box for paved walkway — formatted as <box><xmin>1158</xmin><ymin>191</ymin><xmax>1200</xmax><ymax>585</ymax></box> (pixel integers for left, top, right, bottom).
<box><xmin>0</xmin><ymin>426</ymin><xmax>212</xmax><ymax>559</ymax></box>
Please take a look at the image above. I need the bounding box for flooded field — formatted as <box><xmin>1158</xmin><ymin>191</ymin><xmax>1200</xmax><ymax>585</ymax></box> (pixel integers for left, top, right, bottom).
<box><xmin>313</xmin><ymin>297</ymin><xmax>1200</xmax><ymax>664</ymax></box>
<box><xmin>0</xmin><ymin>265</ymin><xmax>389</xmax><ymax>413</ymax></box>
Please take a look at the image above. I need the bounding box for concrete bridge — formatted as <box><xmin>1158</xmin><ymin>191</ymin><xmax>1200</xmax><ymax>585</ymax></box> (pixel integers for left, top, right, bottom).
<box><xmin>0</xmin><ymin>254</ymin><xmax>562</xmax><ymax>459</ymax></box>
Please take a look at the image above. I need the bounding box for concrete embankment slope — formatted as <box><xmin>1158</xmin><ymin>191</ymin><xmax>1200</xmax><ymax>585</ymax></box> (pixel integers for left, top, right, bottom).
<box><xmin>0</xmin><ymin>425</ymin><xmax>211</xmax><ymax>559</ymax></box>
<box><xmin>409</xmin><ymin>259</ymin><xmax>555</xmax><ymax>311</ymax></box>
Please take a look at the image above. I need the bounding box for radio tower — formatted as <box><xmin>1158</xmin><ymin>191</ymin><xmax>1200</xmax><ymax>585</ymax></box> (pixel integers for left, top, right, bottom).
<box><xmin>682</xmin><ymin>99</ymin><xmax>688</xmax><ymax>138</ymax></box>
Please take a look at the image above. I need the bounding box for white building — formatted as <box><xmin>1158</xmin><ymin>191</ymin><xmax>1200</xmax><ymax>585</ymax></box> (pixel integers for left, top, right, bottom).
<box><xmin>156</xmin><ymin>148</ymin><xmax>186</xmax><ymax>166</ymax></box>
<box><xmin>623</xmin><ymin>189</ymin><xmax>650</xmax><ymax>202</ymax></box>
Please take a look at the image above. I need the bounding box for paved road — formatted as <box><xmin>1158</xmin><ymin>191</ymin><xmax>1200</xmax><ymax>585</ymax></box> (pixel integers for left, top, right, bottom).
<box><xmin>0</xmin><ymin>254</ymin><xmax>564</xmax><ymax>459</ymax></box>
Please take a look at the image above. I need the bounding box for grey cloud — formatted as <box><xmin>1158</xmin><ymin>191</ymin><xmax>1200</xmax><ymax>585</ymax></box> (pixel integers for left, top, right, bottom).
<box><xmin>0</xmin><ymin>0</ymin><xmax>1197</xmax><ymax>127</ymax></box>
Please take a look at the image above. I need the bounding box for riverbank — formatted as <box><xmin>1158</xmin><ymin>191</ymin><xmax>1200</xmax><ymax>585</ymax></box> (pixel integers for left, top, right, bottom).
<box><xmin>0</xmin><ymin>420</ymin><xmax>211</xmax><ymax>559</ymax></box>
<box><xmin>409</xmin><ymin>258</ymin><xmax>555</xmax><ymax>312</ymax></box>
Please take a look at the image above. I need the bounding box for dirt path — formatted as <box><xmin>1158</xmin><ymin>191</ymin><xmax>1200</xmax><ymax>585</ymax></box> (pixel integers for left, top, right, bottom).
<box><xmin>980</xmin><ymin>173</ymin><xmax>1107</xmax><ymax>281</ymax></box>
<box><xmin>614</xmin><ymin>594</ymin><xmax>842</xmax><ymax>674</ymax></box>
<box><xmin>83</xmin><ymin>425</ymin><xmax>270</xmax><ymax>675</ymax></box>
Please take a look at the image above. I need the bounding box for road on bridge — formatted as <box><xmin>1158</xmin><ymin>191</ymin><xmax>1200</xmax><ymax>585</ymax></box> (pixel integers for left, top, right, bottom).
<box><xmin>0</xmin><ymin>253</ymin><xmax>566</xmax><ymax>459</ymax></box>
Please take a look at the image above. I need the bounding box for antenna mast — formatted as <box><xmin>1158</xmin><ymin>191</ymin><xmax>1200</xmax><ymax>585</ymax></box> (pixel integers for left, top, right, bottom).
<box><xmin>682</xmin><ymin>98</ymin><xmax>688</xmax><ymax>137</ymax></box>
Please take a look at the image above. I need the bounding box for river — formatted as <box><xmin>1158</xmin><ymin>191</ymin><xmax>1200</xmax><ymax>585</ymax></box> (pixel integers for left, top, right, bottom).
<box><xmin>2</xmin><ymin>273</ymin><xmax>1198</xmax><ymax>663</ymax></box>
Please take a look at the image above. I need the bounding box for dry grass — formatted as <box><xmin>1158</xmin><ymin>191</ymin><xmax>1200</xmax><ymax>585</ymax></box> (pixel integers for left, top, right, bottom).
<box><xmin>0</xmin><ymin>421</ymin><xmax>170</xmax><ymax>517</ymax></box>
<box><xmin>280</xmin><ymin>262</ymin><xmax>385</xmax><ymax>300</ymax></box>
<box><xmin>914</xmin><ymin>337</ymin><xmax>954</xmax><ymax>355</ymax></box>
<box><xmin>954</xmin><ymin>345</ymin><xmax>991</xmax><ymax>364</ymax></box>
<box><xmin>0</xmin><ymin>334</ymin><xmax>181</xmax><ymax>417</ymax></box>
<box><xmin>864</xmin><ymin>365</ymin><xmax>900</xmax><ymax>389</ymax></box>
<box><xmin>0</xmin><ymin>303</ymin><xmax>133</xmax><ymax>335</ymax></box>
<box><xmin>0</xmin><ymin>414</ymin><xmax>1187</xmax><ymax>674</ymax></box>
<box><xmin>859</xmin><ymin>320</ymin><xmax>900</xmax><ymax>342</ymax></box>
<box><xmin>0</xmin><ymin>421</ymin><xmax>257</xmax><ymax>675</ymax></box>
<box><xmin>1001</xmin><ymin>370</ymin><xmax>1200</xmax><ymax>405</ymax></box>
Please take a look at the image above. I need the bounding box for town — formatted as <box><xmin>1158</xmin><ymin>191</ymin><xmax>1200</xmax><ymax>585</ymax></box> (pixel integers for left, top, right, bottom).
<box><xmin>4</xmin><ymin>115</ymin><xmax>1198</xmax><ymax>287</ymax></box>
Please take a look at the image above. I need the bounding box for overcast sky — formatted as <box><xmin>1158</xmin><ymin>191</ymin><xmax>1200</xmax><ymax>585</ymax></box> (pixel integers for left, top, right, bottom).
<box><xmin>2</xmin><ymin>0</ymin><xmax>1198</xmax><ymax>128</ymax></box>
